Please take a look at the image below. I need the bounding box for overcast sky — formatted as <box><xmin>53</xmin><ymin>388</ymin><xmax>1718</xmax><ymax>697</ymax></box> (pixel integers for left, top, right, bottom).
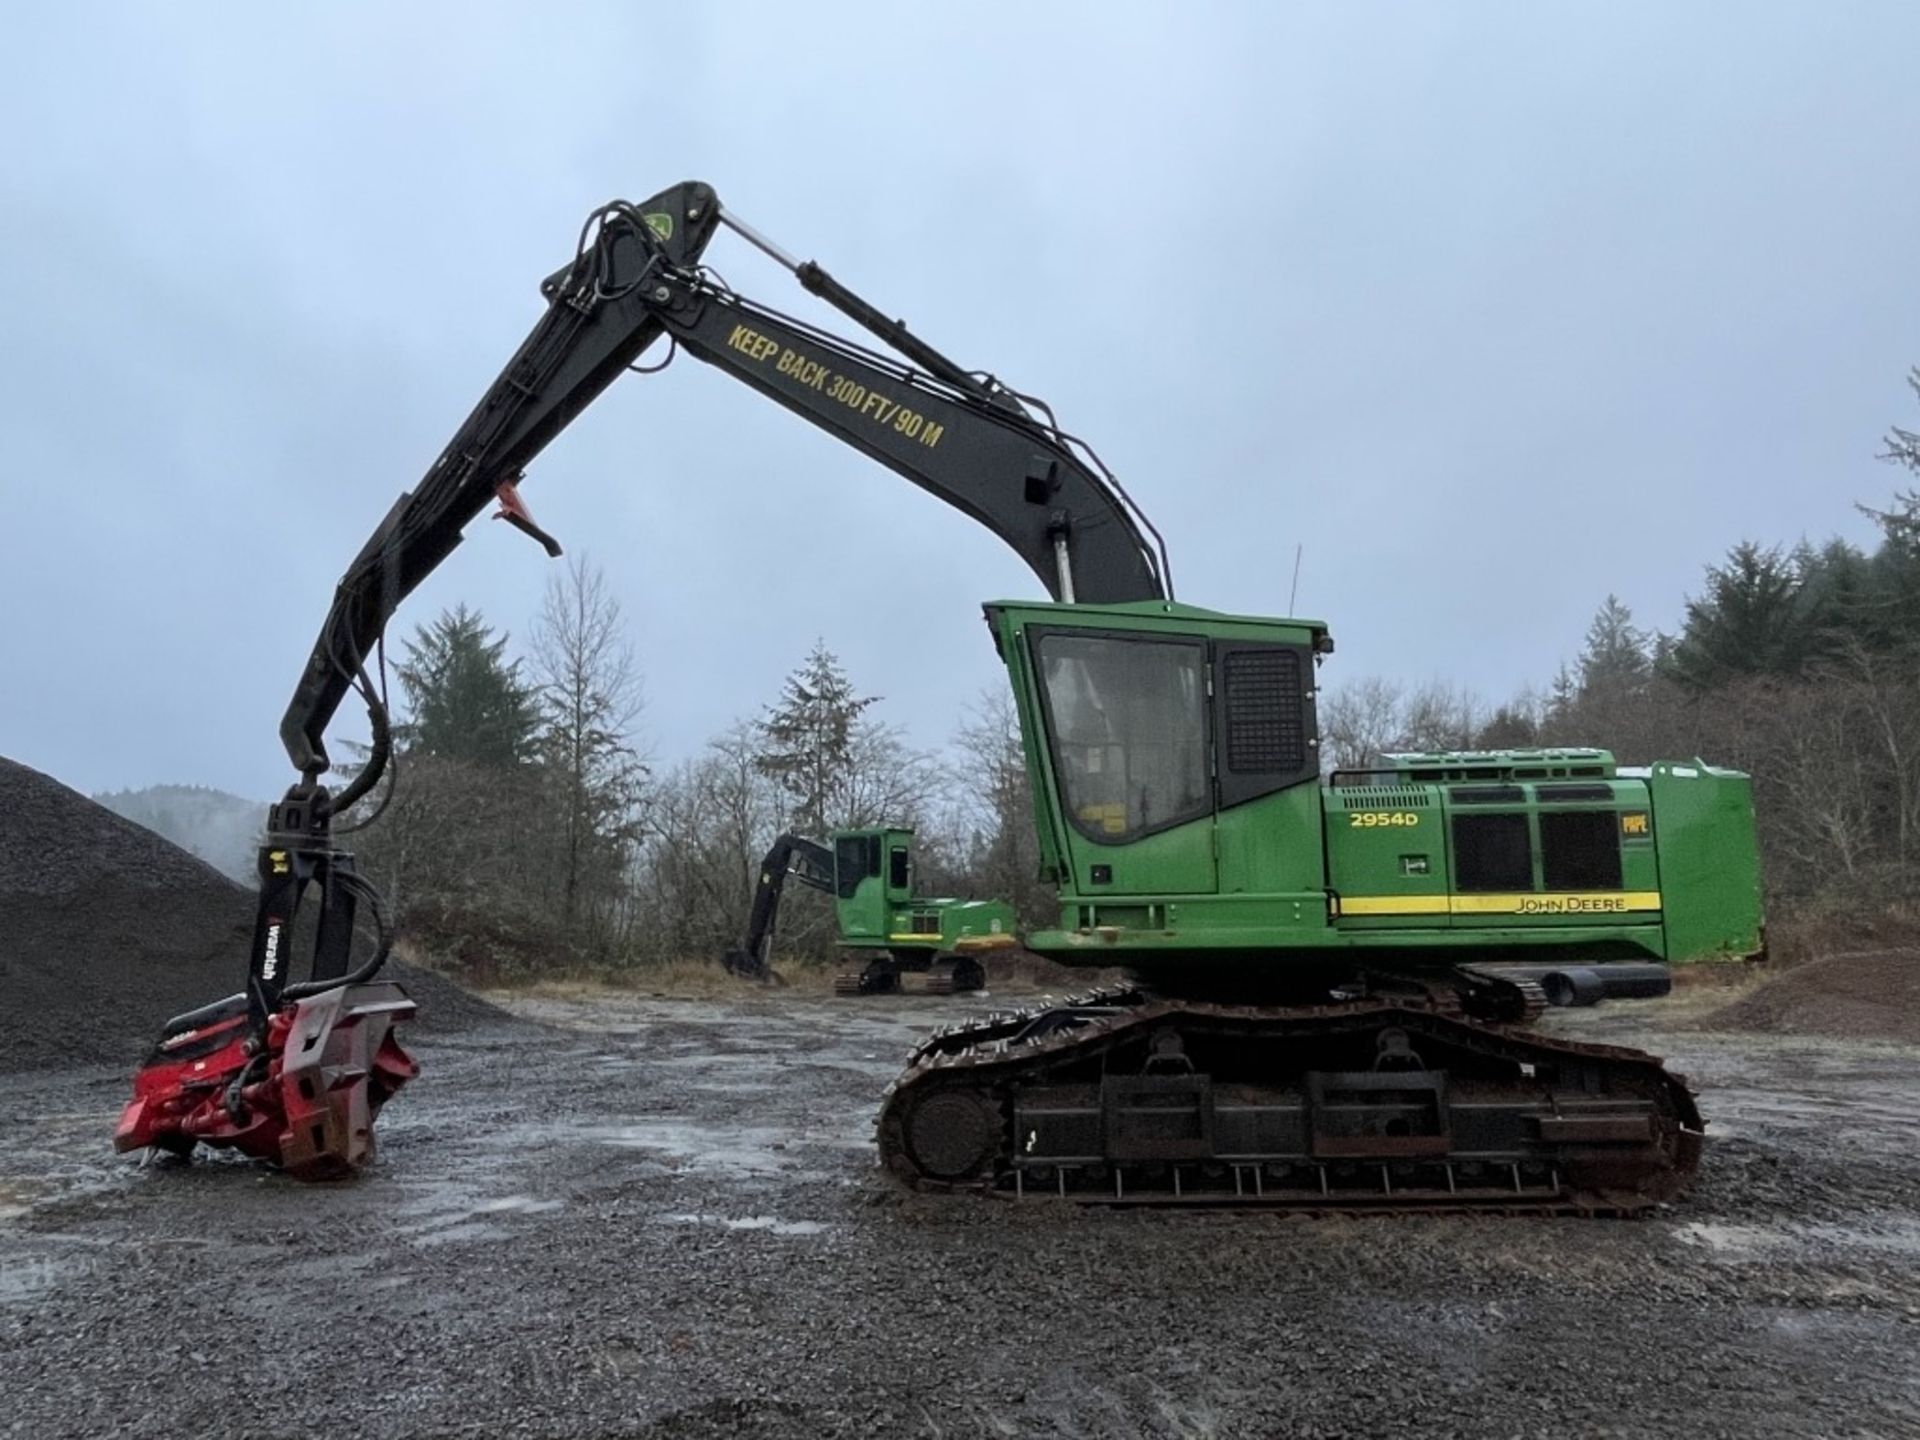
<box><xmin>4</xmin><ymin>3</ymin><xmax>1917</xmax><ymax>800</ymax></box>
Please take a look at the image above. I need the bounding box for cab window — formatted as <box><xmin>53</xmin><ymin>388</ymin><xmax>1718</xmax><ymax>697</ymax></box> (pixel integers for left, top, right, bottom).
<box><xmin>1036</xmin><ymin>632</ymin><xmax>1210</xmax><ymax>843</ymax></box>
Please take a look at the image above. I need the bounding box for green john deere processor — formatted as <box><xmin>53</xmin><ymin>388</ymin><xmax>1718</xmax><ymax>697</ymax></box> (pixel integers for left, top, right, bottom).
<box><xmin>722</xmin><ymin>827</ymin><xmax>1019</xmax><ymax>994</ymax></box>
<box><xmin>116</xmin><ymin>180</ymin><xmax>1762</xmax><ymax>1214</ymax></box>
<box><xmin>874</xmin><ymin>606</ymin><xmax>1761</xmax><ymax>1211</ymax></box>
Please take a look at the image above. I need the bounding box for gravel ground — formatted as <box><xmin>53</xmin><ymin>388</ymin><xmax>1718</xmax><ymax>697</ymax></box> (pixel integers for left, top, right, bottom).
<box><xmin>3</xmin><ymin>989</ymin><xmax>1918</xmax><ymax>1439</ymax></box>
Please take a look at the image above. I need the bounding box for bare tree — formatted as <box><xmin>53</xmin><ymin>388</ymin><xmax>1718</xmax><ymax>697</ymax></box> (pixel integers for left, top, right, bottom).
<box><xmin>530</xmin><ymin>555</ymin><xmax>647</xmax><ymax>951</ymax></box>
<box><xmin>841</xmin><ymin>718</ymin><xmax>944</xmax><ymax>830</ymax></box>
<box><xmin>1398</xmin><ymin>681</ymin><xmax>1482</xmax><ymax>753</ymax></box>
<box><xmin>950</xmin><ymin>688</ymin><xmax>1052</xmax><ymax>925</ymax></box>
<box><xmin>1757</xmin><ymin>681</ymin><xmax>1878</xmax><ymax>891</ymax></box>
<box><xmin>630</xmin><ymin>723</ymin><xmax>796</xmax><ymax>964</ymax></box>
<box><xmin>1318</xmin><ymin>676</ymin><xmax>1407</xmax><ymax>772</ymax></box>
<box><xmin>1318</xmin><ymin>677</ymin><xmax>1481</xmax><ymax>772</ymax></box>
<box><xmin>1833</xmin><ymin>639</ymin><xmax>1920</xmax><ymax>870</ymax></box>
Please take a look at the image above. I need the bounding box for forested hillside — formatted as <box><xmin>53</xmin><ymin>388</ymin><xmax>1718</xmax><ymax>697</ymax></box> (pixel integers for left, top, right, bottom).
<box><xmin>92</xmin><ymin>783</ymin><xmax>261</xmax><ymax>884</ymax></box>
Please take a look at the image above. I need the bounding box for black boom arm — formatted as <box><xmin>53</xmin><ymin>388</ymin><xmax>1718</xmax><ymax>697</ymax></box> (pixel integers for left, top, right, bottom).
<box><xmin>279</xmin><ymin>181</ymin><xmax>724</xmax><ymax>778</ymax></box>
<box><xmin>649</xmin><ymin>280</ymin><xmax>1166</xmax><ymax>608</ymax></box>
<box><xmin>722</xmin><ymin>833</ymin><xmax>837</xmax><ymax>980</ymax></box>
<box><xmin>279</xmin><ymin>180</ymin><xmax>1168</xmax><ymax>781</ymax></box>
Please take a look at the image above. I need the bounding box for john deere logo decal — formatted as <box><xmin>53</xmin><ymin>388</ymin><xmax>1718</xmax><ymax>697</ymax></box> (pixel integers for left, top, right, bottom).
<box><xmin>643</xmin><ymin>212</ymin><xmax>673</xmax><ymax>241</ymax></box>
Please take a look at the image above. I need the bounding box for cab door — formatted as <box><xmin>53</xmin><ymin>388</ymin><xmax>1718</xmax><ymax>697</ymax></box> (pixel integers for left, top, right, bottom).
<box><xmin>1028</xmin><ymin>627</ymin><xmax>1217</xmax><ymax>895</ymax></box>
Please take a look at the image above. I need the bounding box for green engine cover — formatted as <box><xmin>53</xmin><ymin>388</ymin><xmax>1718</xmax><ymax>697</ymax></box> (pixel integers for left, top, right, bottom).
<box><xmin>984</xmin><ymin>598</ymin><xmax>1764</xmax><ymax>989</ymax></box>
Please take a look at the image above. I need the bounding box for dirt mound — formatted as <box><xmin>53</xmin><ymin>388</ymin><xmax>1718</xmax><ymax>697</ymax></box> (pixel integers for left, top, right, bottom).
<box><xmin>1703</xmin><ymin>948</ymin><xmax>1920</xmax><ymax>1044</ymax></box>
<box><xmin>0</xmin><ymin>756</ymin><xmax>505</xmax><ymax>1074</ymax></box>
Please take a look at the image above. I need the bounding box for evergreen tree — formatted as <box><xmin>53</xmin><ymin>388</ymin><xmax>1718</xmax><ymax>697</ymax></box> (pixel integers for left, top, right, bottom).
<box><xmin>1795</xmin><ymin>538</ymin><xmax>1875</xmax><ymax>654</ymax></box>
<box><xmin>1858</xmin><ymin>490</ymin><xmax>1920</xmax><ymax>652</ymax></box>
<box><xmin>1867</xmin><ymin>373</ymin><xmax>1920</xmax><ymax>650</ymax></box>
<box><xmin>1544</xmin><ymin>663</ymin><xmax>1579</xmax><ymax>728</ymax></box>
<box><xmin>395</xmin><ymin>605</ymin><xmax>541</xmax><ymax>769</ymax></box>
<box><xmin>1475</xmin><ymin>701</ymin><xmax>1540</xmax><ymax>751</ymax></box>
<box><xmin>754</xmin><ymin>642</ymin><xmax>878</xmax><ymax>835</ymax></box>
<box><xmin>1576</xmin><ymin>595</ymin><xmax>1652</xmax><ymax>703</ymax></box>
<box><xmin>1879</xmin><ymin>368</ymin><xmax>1920</xmax><ymax>478</ymax></box>
<box><xmin>1663</xmin><ymin>545</ymin><xmax>1810</xmax><ymax>689</ymax></box>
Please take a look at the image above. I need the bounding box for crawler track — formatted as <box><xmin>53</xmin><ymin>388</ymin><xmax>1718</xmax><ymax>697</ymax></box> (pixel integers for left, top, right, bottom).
<box><xmin>834</xmin><ymin>955</ymin><xmax>986</xmax><ymax>997</ymax></box>
<box><xmin>877</xmin><ymin>980</ymin><xmax>1701</xmax><ymax>1215</ymax></box>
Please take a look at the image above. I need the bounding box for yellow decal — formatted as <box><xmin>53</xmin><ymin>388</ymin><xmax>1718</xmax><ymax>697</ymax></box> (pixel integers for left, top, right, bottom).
<box><xmin>1349</xmin><ymin>811</ymin><xmax>1420</xmax><ymax>828</ymax></box>
<box><xmin>643</xmin><ymin>212</ymin><xmax>673</xmax><ymax>241</ymax></box>
<box><xmin>722</xmin><ymin>324</ymin><xmax>945</xmax><ymax>449</ymax></box>
<box><xmin>726</xmin><ymin>323</ymin><xmax>782</xmax><ymax>362</ymax></box>
<box><xmin>1338</xmin><ymin>891</ymin><xmax>1662</xmax><ymax>917</ymax></box>
<box><xmin>775</xmin><ymin>348</ymin><xmax>832</xmax><ymax>390</ymax></box>
<box><xmin>268</xmin><ymin>850</ymin><xmax>290</xmax><ymax>875</ymax></box>
<box><xmin>1336</xmin><ymin>895</ymin><xmax>1447</xmax><ymax>916</ymax></box>
<box><xmin>1456</xmin><ymin>891</ymin><xmax>1661</xmax><ymax>916</ymax></box>
<box><xmin>1621</xmin><ymin>811</ymin><xmax>1651</xmax><ymax>837</ymax></box>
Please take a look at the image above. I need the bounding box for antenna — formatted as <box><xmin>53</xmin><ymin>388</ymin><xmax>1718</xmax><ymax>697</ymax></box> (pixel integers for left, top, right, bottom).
<box><xmin>1288</xmin><ymin>543</ymin><xmax>1303</xmax><ymax>615</ymax></box>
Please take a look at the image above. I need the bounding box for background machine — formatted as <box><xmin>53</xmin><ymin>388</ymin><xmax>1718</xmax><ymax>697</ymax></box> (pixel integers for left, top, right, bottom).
<box><xmin>723</xmin><ymin>827</ymin><xmax>1019</xmax><ymax>995</ymax></box>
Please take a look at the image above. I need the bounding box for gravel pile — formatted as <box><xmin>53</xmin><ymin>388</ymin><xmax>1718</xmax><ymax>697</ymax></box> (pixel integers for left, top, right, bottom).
<box><xmin>1705</xmin><ymin>949</ymin><xmax>1920</xmax><ymax>1044</ymax></box>
<box><xmin>0</xmin><ymin>756</ymin><xmax>500</xmax><ymax>1073</ymax></box>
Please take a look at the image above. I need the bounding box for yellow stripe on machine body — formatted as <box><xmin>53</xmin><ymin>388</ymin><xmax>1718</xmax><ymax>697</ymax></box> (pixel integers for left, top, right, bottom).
<box><xmin>952</xmin><ymin>933</ymin><xmax>1021</xmax><ymax>952</ymax></box>
<box><xmin>1334</xmin><ymin>895</ymin><xmax>1448</xmax><ymax>916</ymax></box>
<box><xmin>1337</xmin><ymin>891</ymin><xmax>1662</xmax><ymax>918</ymax></box>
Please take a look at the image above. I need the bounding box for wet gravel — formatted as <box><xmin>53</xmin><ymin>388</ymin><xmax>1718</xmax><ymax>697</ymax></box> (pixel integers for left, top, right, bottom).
<box><xmin>3</xmin><ymin>992</ymin><xmax>1918</xmax><ymax>1439</ymax></box>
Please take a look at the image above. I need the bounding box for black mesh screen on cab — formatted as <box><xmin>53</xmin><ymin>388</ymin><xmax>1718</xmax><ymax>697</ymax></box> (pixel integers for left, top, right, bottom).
<box><xmin>1223</xmin><ymin>649</ymin><xmax>1304</xmax><ymax>773</ymax></box>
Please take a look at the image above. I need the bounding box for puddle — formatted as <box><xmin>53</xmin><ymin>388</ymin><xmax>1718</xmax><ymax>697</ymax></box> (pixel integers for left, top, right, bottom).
<box><xmin>571</xmin><ymin>1121</ymin><xmax>860</xmax><ymax>1179</ymax></box>
<box><xmin>411</xmin><ymin>1220</ymin><xmax>512</xmax><ymax>1247</ymax></box>
<box><xmin>0</xmin><ymin>1254</ymin><xmax>91</xmax><ymax>1303</ymax></box>
<box><xmin>0</xmin><ymin>1151</ymin><xmax>139</xmax><ymax>1217</ymax></box>
<box><xmin>392</xmin><ymin>1182</ymin><xmax>567</xmax><ymax>1245</ymax></box>
<box><xmin>1719</xmin><ymin>1095</ymin><xmax>1920</xmax><ymax>1131</ymax></box>
<box><xmin>654</xmin><ymin>1212</ymin><xmax>829</xmax><ymax>1237</ymax></box>
<box><xmin>1677</xmin><ymin>1222</ymin><xmax>1778</xmax><ymax>1252</ymax></box>
<box><xmin>1676</xmin><ymin>1218</ymin><xmax>1920</xmax><ymax>1258</ymax></box>
<box><xmin>473</xmin><ymin>1195</ymin><xmax>564</xmax><ymax>1215</ymax></box>
<box><xmin>281</xmin><ymin>1252</ymin><xmax>383</xmax><ymax>1282</ymax></box>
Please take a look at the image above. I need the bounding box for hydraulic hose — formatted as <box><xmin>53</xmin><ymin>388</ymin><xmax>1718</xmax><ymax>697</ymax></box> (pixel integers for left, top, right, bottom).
<box><xmin>280</xmin><ymin>867</ymin><xmax>394</xmax><ymax>999</ymax></box>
